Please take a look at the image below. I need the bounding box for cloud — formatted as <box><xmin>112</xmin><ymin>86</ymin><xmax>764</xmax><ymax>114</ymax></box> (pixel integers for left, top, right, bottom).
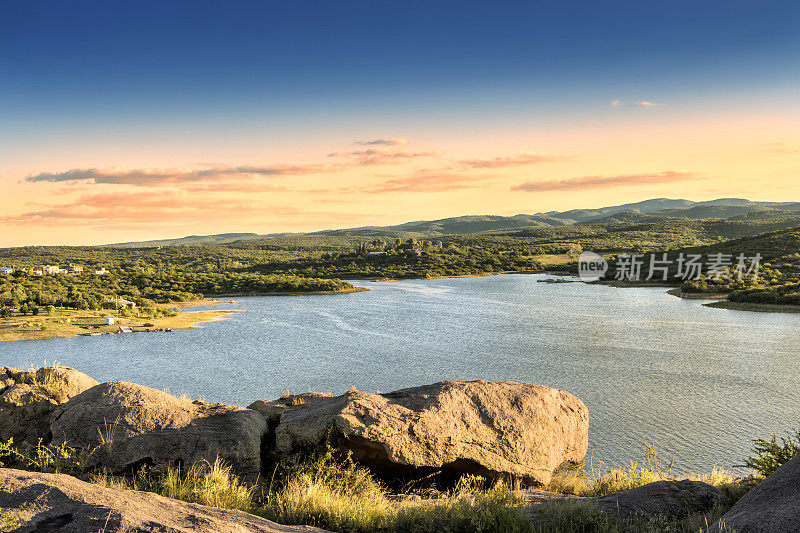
<box><xmin>765</xmin><ymin>142</ymin><xmax>800</xmax><ymax>153</ymax></box>
<box><xmin>328</xmin><ymin>148</ymin><xmax>440</xmax><ymax>166</ymax></box>
<box><xmin>610</xmin><ymin>100</ymin><xmax>664</xmax><ymax>107</ymax></box>
<box><xmin>0</xmin><ymin>190</ymin><xmax>375</xmax><ymax>227</ymax></box>
<box><xmin>458</xmin><ymin>152</ymin><xmax>564</xmax><ymax>169</ymax></box>
<box><xmin>363</xmin><ymin>171</ymin><xmax>492</xmax><ymax>193</ymax></box>
<box><xmin>511</xmin><ymin>171</ymin><xmax>697</xmax><ymax>192</ymax></box>
<box><xmin>354</xmin><ymin>138</ymin><xmax>409</xmax><ymax>146</ymax></box>
<box><xmin>25</xmin><ymin>164</ymin><xmax>335</xmax><ymax>186</ymax></box>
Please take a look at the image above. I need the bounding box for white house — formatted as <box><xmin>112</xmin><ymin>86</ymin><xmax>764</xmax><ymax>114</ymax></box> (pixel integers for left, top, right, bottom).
<box><xmin>0</xmin><ymin>267</ymin><xmax>13</xmax><ymax>275</ymax></box>
<box><xmin>106</xmin><ymin>317</ymin><xmax>115</xmax><ymax>325</ymax></box>
<box><xmin>110</xmin><ymin>298</ymin><xmax>136</xmax><ymax>308</ymax></box>
<box><xmin>94</xmin><ymin>268</ymin><xmax>109</xmax><ymax>275</ymax></box>
<box><xmin>43</xmin><ymin>265</ymin><xmax>63</xmax><ymax>275</ymax></box>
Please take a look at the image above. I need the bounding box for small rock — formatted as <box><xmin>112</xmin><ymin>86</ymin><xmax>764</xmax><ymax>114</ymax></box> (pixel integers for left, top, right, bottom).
<box><xmin>0</xmin><ymin>384</ymin><xmax>58</xmax><ymax>445</ymax></box>
<box><xmin>34</xmin><ymin>366</ymin><xmax>98</xmax><ymax>403</ymax></box>
<box><xmin>593</xmin><ymin>479</ymin><xmax>724</xmax><ymax>520</ymax></box>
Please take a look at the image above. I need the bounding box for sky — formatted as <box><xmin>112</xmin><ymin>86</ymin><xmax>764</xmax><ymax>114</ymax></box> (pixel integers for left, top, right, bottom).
<box><xmin>1</xmin><ymin>0</ymin><xmax>799</xmax><ymax>246</ymax></box>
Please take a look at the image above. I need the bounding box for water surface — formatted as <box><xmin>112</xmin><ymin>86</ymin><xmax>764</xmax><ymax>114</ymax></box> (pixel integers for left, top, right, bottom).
<box><xmin>4</xmin><ymin>274</ymin><xmax>799</xmax><ymax>474</ymax></box>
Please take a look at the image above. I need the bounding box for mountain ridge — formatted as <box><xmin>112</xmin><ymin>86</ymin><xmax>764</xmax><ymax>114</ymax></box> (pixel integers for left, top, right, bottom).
<box><xmin>103</xmin><ymin>198</ymin><xmax>800</xmax><ymax>248</ymax></box>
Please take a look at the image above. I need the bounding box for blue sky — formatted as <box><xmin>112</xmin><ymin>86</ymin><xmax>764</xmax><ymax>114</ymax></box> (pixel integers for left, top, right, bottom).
<box><xmin>1</xmin><ymin>1</ymin><xmax>799</xmax><ymax>245</ymax></box>
<box><xmin>3</xmin><ymin>1</ymin><xmax>799</xmax><ymax>119</ymax></box>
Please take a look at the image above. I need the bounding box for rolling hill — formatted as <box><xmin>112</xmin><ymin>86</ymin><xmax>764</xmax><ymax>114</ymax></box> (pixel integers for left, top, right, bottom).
<box><xmin>104</xmin><ymin>197</ymin><xmax>800</xmax><ymax>248</ymax></box>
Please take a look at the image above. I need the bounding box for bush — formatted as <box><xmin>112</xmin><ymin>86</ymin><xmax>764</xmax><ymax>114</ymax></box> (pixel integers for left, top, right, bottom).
<box><xmin>742</xmin><ymin>428</ymin><xmax>800</xmax><ymax>478</ymax></box>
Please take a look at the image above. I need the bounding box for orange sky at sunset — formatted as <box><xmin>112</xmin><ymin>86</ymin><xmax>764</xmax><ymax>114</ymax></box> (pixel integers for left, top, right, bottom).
<box><xmin>2</xmin><ymin>109</ymin><xmax>798</xmax><ymax>246</ymax></box>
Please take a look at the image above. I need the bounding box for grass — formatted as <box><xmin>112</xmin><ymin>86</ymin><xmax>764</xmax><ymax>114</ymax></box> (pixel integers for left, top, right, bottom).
<box><xmin>547</xmin><ymin>444</ymin><xmax>748</xmax><ymax>502</ymax></box>
<box><xmin>0</xmin><ymin>438</ymin><xmax>755</xmax><ymax>533</ymax></box>
<box><xmin>9</xmin><ymin>361</ymin><xmax>72</xmax><ymax>402</ymax></box>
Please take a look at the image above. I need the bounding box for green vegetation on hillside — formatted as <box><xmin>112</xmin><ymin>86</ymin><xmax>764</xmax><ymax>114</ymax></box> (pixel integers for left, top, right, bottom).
<box><xmin>2</xmin><ymin>206</ymin><xmax>800</xmax><ymax>316</ymax></box>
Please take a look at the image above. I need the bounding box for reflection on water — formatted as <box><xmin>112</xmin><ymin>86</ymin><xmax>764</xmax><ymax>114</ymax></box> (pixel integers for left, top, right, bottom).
<box><xmin>3</xmin><ymin>274</ymin><xmax>799</xmax><ymax>474</ymax></box>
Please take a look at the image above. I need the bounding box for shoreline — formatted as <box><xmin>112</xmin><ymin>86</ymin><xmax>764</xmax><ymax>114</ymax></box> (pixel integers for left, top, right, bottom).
<box><xmin>702</xmin><ymin>300</ymin><xmax>800</xmax><ymax>313</ymax></box>
<box><xmin>206</xmin><ymin>286</ymin><xmax>370</xmax><ymax>297</ymax></box>
<box><xmin>350</xmin><ymin>269</ymin><xmax>545</xmax><ymax>282</ymax></box>
<box><xmin>0</xmin><ymin>307</ymin><xmax>242</xmax><ymax>344</ymax></box>
<box><xmin>4</xmin><ymin>274</ymin><xmax>798</xmax><ymax>344</ymax></box>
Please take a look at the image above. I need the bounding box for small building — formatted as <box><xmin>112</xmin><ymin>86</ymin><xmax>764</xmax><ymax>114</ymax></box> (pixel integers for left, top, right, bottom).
<box><xmin>367</xmin><ymin>251</ymin><xmax>387</xmax><ymax>256</ymax></box>
<box><xmin>118</xmin><ymin>326</ymin><xmax>132</xmax><ymax>333</ymax></box>
<box><xmin>43</xmin><ymin>265</ymin><xmax>62</xmax><ymax>275</ymax></box>
<box><xmin>69</xmin><ymin>263</ymin><xmax>84</xmax><ymax>274</ymax></box>
<box><xmin>110</xmin><ymin>298</ymin><xmax>136</xmax><ymax>308</ymax></box>
<box><xmin>94</xmin><ymin>268</ymin><xmax>109</xmax><ymax>275</ymax></box>
<box><xmin>106</xmin><ymin>317</ymin><xmax>115</xmax><ymax>325</ymax></box>
<box><xmin>0</xmin><ymin>267</ymin><xmax>13</xmax><ymax>275</ymax></box>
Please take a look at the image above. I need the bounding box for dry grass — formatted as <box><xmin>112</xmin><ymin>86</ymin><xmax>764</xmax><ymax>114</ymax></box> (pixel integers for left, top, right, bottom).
<box><xmin>0</xmin><ymin>307</ymin><xmax>239</xmax><ymax>343</ymax></box>
<box><xmin>16</xmin><ymin>362</ymin><xmax>64</xmax><ymax>398</ymax></box>
<box><xmin>547</xmin><ymin>444</ymin><xmax>750</xmax><ymax>504</ymax></box>
<box><xmin>2</xmin><ymin>438</ymin><xmax>754</xmax><ymax>533</ymax></box>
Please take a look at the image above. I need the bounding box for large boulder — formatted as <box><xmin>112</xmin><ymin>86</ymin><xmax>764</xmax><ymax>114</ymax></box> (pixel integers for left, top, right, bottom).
<box><xmin>0</xmin><ymin>467</ymin><xmax>328</xmax><ymax>533</ymax></box>
<box><xmin>260</xmin><ymin>380</ymin><xmax>588</xmax><ymax>486</ymax></box>
<box><xmin>593</xmin><ymin>480</ymin><xmax>724</xmax><ymax>520</ymax></box>
<box><xmin>708</xmin><ymin>455</ymin><xmax>800</xmax><ymax>532</ymax></box>
<box><xmin>50</xmin><ymin>381</ymin><xmax>267</xmax><ymax>476</ymax></box>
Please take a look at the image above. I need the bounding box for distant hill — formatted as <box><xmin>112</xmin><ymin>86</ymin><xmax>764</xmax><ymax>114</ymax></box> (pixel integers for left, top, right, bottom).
<box><xmin>108</xmin><ymin>233</ymin><xmax>266</xmax><ymax>248</ymax></box>
<box><xmin>103</xmin><ymin>197</ymin><xmax>800</xmax><ymax>248</ymax></box>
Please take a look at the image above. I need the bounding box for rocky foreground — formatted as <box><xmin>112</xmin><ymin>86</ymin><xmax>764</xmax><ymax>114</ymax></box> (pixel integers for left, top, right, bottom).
<box><xmin>1</xmin><ymin>365</ymin><xmax>798</xmax><ymax>532</ymax></box>
<box><xmin>0</xmin><ymin>468</ymin><xmax>327</xmax><ymax>533</ymax></box>
<box><xmin>2</xmin><ymin>366</ymin><xmax>589</xmax><ymax>485</ymax></box>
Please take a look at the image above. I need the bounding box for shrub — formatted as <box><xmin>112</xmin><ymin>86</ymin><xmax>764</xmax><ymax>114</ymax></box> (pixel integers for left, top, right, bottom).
<box><xmin>159</xmin><ymin>458</ymin><xmax>255</xmax><ymax>511</ymax></box>
<box><xmin>742</xmin><ymin>427</ymin><xmax>800</xmax><ymax>478</ymax></box>
<box><xmin>261</xmin><ymin>446</ymin><xmax>391</xmax><ymax>531</ymax></box>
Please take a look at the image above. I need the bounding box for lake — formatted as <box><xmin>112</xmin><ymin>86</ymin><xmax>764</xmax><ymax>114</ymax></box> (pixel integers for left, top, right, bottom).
<box><xmin>3</xmin><ymin>273</ymin><xmax>799</xmax><ymax>475</ymax></box>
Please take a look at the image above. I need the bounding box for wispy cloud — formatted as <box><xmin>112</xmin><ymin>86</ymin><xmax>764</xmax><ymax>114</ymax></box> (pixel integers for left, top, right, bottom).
<box><xmin>512</xmin><ymin>171</ymin><xmax>697</xmax><ymax>192</ymax></box>
<box><xmin>363</xmin><ymin>171</ymin><xmax>492</xmax><ymax>193</ymax></box>
<box><xmin>354</xmin><ymin>138</ymin><xmax>409</xmax><ymax>146</ymax></box>
<box><xmin>765</xmin><ymin>141</ymin><xmax>800</xmax><ymax>153</ymax></box>
<box><xmin>0</xmin><ymin>190</ymin><xmax>375</xmax><ymax>227</ymax></box>
<box><xmin>458</xmin><ymin>152</ymin><xmax>564</xmax><ymax>169</ymax></box>
<box><xmin>24</xmin><ymin>164</ymin><xmax>335</xmax><ymax>186</ymax></box>
<box><xmin>328</xmin><ymin>148</ymin><xmax>440</xmax><ymax>165</ymax></box>
<box><xmin>610</xmin><ymin>100</ymin><xmax>664</xmax><ymax>107</ymax></box>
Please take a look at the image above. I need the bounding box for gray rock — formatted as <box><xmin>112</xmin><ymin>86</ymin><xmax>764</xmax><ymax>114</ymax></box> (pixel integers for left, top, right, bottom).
<box><xmin>50</xmin><ymin>381</ymin><xmax>267</xmax><ymax>476</ymax></box>
<box><xmin>268</xmin><ymin>380</ymin><xmax>588</xmax><ymax>486</ymax></box>
<box><xmin>33</xmin><ymin>365</ymin><xmax>98</xmax><ymax>403</ymax></box>
<box><xmin>0</xmin><ymin>366</ymin><xmax>97</xmax><ymax>445</ymax></box>
<box><xmin>707</xmin><ymin>455</ymin><xmax>800</xmax><ymax>532</ymax></box>
<box><xmin>0</xmin><ymin>467</ymin><xmax>328</xmax><ymax>533</ymax></box>
<box><xmin>0</xmin><ymin>384</ymin><xmax>57</xmax><ymax>445</ymax></box>
<box><xmin>594</xmin><ymin>479</ymin><xmax>724</xmax><ymax>520</ymax></box>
